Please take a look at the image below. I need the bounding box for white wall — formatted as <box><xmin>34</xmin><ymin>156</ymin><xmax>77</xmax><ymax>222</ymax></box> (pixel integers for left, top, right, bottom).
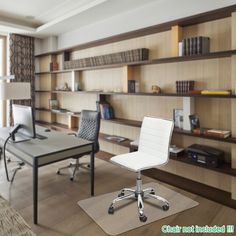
<box><xmin>57</xmin><ymin>0</ymin><xmax>236</xmax><ymax>50</ymax></box>
<box><xmin>35</xmin><ymin>0</ymin><xmax>236</xmax><ymax>54</ymax></box>
<box><xmin>35</xmin><ymin>36</ymin><xmax>58</xmax><ymax>55</ymax></box>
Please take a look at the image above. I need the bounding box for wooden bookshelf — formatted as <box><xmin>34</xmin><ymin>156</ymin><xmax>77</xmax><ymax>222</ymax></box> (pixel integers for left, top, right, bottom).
<box><xmin>35</xmin><ymin>5</ymin><xmax>236</xmax><ymax>203</ymax></box>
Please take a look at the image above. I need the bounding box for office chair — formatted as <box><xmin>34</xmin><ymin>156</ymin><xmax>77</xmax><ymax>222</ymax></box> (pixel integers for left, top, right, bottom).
<box><xmin>57</xmin><ymin>110</ymin><xmax>100</xmax><ymax>181</ymax></box>
<box><xmin>108</xmin><ymin>117</ymin><xmax>174</xmax><ymax>222</ymax></box>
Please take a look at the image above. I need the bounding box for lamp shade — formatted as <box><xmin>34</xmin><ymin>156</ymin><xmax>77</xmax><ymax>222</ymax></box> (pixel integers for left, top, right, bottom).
<box><xmin>0</xmin><ymin>82</ymin><xmax>31</xmax><ymax>100</ymax></box>
<box><xmin>0</xmin><ymin>75</ymin><xmax>15</xmax><ymax>80</ymax></box>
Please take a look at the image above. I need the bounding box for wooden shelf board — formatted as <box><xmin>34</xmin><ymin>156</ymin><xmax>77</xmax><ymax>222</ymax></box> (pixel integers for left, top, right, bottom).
<box><xmin>174</xmin><ymin>128</ymin><xmax>236</xmax><ymax>144</ymax></box>
<box><xmin>35</xmin><ymin>90</ymin><xmax>51</xmax><ymax>93</ymax></box>
<box><xmin>35</xmin><ymin>71</ymin><xmax>51</xmax><ymax>75</ymax></box>
<box><xmin>50</xmin><ymin>90</ymin><xmax>236</xmax><ymax>99</ymax></box>
<box><xmin>100</xmin><ymin>92</ymin><xmax>236</xmax><ymax>99</ymax></box>
<box><xmin>102</xmin><ymin>117</ymin><xmax>142</xmax><ymax>128</ymax></box>
<box><xmin>36</xmin><ymin>50</ymin><xmax>236</xmax><ymax>75</ymax></box>
<box><xmin>145</xmin><ymin>50</ymin><xmax>236</xmax><ymax>65</ymax></box>
<box><xmin>35</xmin><ymin>108</ymin><xmax>51</xmax><ymax>112</ymax></box>
<box><xmin>35</xmin><ymin>121</ymin><xmax>77</xmax><ymax>132</ymax></box>
<box><xmin>170</xmin><ymin>154</ymin><xmax>236</xmax><ymax>177</ymax></box>
<box><xmin>99</xmin><ymin>133</ymin><xmax>132</xmax><ymax>148</ymax></box>
<box><xmin>52</xmin><ymin>90</ymin><xmax>98</xmax><ymax>95</ymax></box>
<box><xmin>35</xmin><ymin>108</ymin><xmax>80</xmax><ymax>117</ymax></box>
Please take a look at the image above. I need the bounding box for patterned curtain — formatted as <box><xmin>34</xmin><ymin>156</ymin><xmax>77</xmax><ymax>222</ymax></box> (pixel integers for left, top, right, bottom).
<box><xmin>9</xmin><ymin>34</ymin><xmax>35</xmax><ymax>123</ymax></box>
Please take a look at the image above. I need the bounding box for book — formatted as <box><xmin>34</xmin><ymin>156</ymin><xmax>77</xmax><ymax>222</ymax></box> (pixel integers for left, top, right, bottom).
<box><xmin>197</xmin><ymin>36</ymin><xmax>210</xmax><ymax>54</ymax></box>
<box><xmin>182</xmin><ymin>39</ymin><xmax>186</xmax><ymax>56</ymax></box>
<box><xmin>99</xmin><ymin>102</ymin><xmax>114</xmax><ymax>120</ymax></box>
<box><xmin>128</xmin><ymin>80</ymin><xmax>136</xmax><ymax>93</ymax></box>
<box><xmin>205</xmin><ymin>129</ymin><xmax>231</xmax><ymax>138</ymax></box>
<box><xmin>201</xmin><ymin>90</ymin><xmax>231</xmax><ymax>95</ymax></box>
<box><xmin>105</xmin><ymin>135</ymin><xmax>127</xmax><ymax>143</ymax></box>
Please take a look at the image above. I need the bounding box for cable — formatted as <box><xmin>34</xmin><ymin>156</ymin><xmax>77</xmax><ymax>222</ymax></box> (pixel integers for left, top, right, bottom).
<box><xmin>3</xmin><ymin>134</ymin><xmax>23</xmax><ymax>183</ymax></box>
<box><xmin>3</xmin><ymin>134</ymin><xmax>12</xmax><ymax>182</ymax></box>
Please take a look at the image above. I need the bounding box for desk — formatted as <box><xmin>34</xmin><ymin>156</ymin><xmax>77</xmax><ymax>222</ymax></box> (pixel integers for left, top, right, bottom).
<box><xmin>0</xmin><ymin>125</ymin><xmax>94</xmax><ymax>224</ymax></box>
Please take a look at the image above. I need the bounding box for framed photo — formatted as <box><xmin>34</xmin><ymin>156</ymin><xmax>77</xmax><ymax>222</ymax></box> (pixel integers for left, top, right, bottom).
<box><xmin>189</xmin><ymin>114</ymin><xmax>200</xmax><ymax>131</ymax></box>
<box><xmin>173</xmin><ymin>109</ymin><xmax>183</xmax><ymax>129</ymax></box>
<box><xmin>49</xmin><ymin>99</ymin><xmax>59</xmax><ymax>110</ymax></box>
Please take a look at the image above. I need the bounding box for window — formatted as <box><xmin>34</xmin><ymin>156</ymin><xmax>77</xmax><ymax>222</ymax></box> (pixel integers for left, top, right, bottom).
<box><xmin>0</xmin><ymin>36</ymin><xmax>7</xmax><ymax>127</ymax></box>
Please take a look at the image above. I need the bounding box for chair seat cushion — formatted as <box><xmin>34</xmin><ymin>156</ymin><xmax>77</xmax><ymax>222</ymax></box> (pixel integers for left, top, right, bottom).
<box><xmin>110</xmin><ymin>151</ymin><xmax>166</xmax><ymax>172</ymax></box>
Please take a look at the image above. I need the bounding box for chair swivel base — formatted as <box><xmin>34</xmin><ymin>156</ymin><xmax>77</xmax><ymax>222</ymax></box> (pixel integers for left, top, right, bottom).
<box><xmin>56</xmin><ymin>160</ymin><xmax>90</xmax><ymax>181</ymax></box>
<box><xmin>108</xmin><ymin>173</ymin><xmax>169</xmax><ymax>222</ymax></box>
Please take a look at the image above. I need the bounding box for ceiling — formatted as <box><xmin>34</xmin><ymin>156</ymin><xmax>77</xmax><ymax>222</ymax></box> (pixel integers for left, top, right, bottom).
<box><xmin>0</xmin><ymin>0</ymin><xmax>236</xmax><ymax>38</ymax></box>
<box><xmin>0</xmin><ymin>0</ymin><xmax>157</xmax><ymax>37</ymax></box>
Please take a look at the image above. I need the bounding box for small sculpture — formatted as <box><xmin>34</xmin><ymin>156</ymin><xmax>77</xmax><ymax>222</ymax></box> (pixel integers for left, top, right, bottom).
<box><xmin>151</xmin><ymin>85</ymin><xmax>161</xmax><ymax>94</ymax></box>
<box><xmin>62</xmin><ymin>82</ymin><xmax>70</xmax><ymax>91</ymax></box>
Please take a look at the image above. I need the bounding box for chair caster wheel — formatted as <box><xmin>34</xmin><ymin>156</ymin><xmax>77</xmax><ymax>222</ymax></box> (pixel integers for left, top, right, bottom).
<box><xmin>139</xmin><ymin>214</ymin><xmax>147</xmax><ymax>222</ymax></box>
<box><xmin>108</xmin><ymin>206</ymin><xmax>114</xmax><ymax>214</ymax></box>
<box><xmin>56</xmin><ymin>170</ymin><xmax>60</xmax><ymax>175</ymax></box>
<box><xmin>118</xmin><ymin>192</ymin><xmax>124</xmax><ymax>197</ymax></box>
<box><xmin>162</xmin><ymin>204</ymin><xmax>169</xmax><ymax>211</ymax></box>
<box><xmin>70</xmin><ymin>177</ymin><xmax>74</xmax><ymax>181</ymax></box>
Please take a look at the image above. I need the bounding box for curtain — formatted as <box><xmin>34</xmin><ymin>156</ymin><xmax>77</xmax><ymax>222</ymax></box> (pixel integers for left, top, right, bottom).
<box><xmin>9</xmin><ymin>34</ymin><xmax>35</xmax><ymax>124</ymax></box>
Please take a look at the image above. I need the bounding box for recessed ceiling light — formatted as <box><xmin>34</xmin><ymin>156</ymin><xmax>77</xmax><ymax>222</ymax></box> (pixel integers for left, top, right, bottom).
<box><xmin>25</xmin><ymin>15</ymin><xmax>35</xmax><ymax>20</ymax></box>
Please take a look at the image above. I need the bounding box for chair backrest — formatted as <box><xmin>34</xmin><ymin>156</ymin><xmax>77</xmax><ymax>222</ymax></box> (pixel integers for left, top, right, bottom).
<box><xmin>77</xmin><ymin>110</ymin><xmax>101</xmax><ymax>153</ymax></box>
<box><xmin>138</xmin><ymin>117</ymin><xmax>174</xmax><ymax>163</ymax></box>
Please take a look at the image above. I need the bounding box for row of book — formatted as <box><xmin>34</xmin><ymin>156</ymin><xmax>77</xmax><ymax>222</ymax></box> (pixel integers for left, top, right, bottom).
<box><xmin>98</xmin><ymin>102</ymin><xmax>114</xmax><ymax>120</ymax></box>
<box><xmin>50</xmin><ymin>62</ymin><xmax>59</xmax><ymax>71</ymax></box>
<box><xmin>179</xmin><ymin>36</ymin><xmax>210</xmax><ymax>56</ymax></box>
<box><xmin>176</xmin><ymin>80</ymin><xmax>195</xmax><ymax>93</ymax></box>
<box><xmin>64</xmin><ymin>48</ymin><xmax>149</xmax><ymax>69</ymax></box>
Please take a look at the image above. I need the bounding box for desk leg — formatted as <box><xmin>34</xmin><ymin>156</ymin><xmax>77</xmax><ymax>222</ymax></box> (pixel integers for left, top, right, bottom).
<box><xmin>90</xmin><ymin>145</ymin><xmax>94</xmax><ymax>196</ymax></box>
<box><xmin>33</xmin><ymin>159</ymin><xmax>38</xmax><ymax>224</ymax></box>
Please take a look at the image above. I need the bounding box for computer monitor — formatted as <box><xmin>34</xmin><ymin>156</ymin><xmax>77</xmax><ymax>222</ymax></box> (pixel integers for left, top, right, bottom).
<box><xmin>12</xmin><ymin>104</ymin><xmax>36</xmax><ymax>139</ymax></box>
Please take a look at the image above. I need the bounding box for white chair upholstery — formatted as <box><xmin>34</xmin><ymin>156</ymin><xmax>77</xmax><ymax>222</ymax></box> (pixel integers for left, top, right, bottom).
<box><xmin>108</xmin><ymin>117</ymin><xmax>174</xmax><ymax>222</ymax></box>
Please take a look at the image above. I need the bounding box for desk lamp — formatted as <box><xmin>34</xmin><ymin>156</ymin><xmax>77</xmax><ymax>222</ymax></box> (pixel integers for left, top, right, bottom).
<box><xmin>0</xmin><ymin>76</ymin><xmax>31</xmax><ymax>127</ymax></box>
<box><xmin>0</xmin><ymin>76</ymin><xmax>31</xmax><ymax>182</ymax></box>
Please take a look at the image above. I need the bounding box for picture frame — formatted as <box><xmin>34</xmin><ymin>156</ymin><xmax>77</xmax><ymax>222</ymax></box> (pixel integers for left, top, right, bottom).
<box><xmin>49</xmin><ymin>99</ymin><xmax>59</xmax><ymax>110</ymax></box>
<box><xmin>173</xmin><ymin>109</ymin><xmax>183</xmax><ymax>129</ymax></box>
<box><xmin>189</xmin><ymin>114</ymin><xmax>200</xmax><ymax>131</ymax></box>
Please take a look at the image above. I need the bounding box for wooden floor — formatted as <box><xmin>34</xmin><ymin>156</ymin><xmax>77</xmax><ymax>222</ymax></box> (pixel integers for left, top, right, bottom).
<box><xmin>0</xmin><ymin>152</ymin><xmax>236</xmax><ymax>236</ymax></box>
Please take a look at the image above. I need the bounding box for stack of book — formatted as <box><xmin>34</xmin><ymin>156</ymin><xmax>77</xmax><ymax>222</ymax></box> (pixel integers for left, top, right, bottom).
<box><xmin>205</xmin><ymin>129</ymin><xmax>231</xmax><ymax>138</ymax></box>
<box><xmin>50</xmin><ymin>62</ymin><xmax>59</xmax><ymax>71</ymax></box>
<box><xmin>99</xmin><ymin>102</ymin><xmax>114</xmax><ymax>120</ymax></box>
<box><xmin>181</xmin><ymin>36</ymin><xmax>210</xmax><ymax>56</ymax></box>
<box><xmin>64</xmin><ymin>48</ymin><xmax>149</xmax><ymax>69</ymax></box>
<box><xmin>176</xmin><ymin>80</ymin><xmax>195</xmax><ymax>93</ymax></box>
